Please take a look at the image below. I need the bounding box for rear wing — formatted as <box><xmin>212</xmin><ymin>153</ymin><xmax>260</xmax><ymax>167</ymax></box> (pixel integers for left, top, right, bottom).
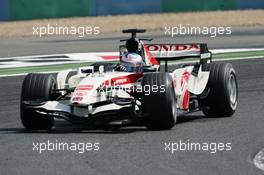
<box><xmin>144</xmin><ymin>43</ymin><xmax>212</xmax><ymax>71</ymax></box>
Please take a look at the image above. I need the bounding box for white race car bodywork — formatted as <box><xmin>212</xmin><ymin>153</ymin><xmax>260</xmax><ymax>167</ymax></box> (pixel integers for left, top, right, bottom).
<box><xmin>34</xmin><ymin>64</ymin><xmax>209</xmax><ymax>118</ymax></box>
<box><xmin>35</xmin><ymin>67</ymin><xmax>143</xmax><ymax>117</ymax></box>
<box><xmin>20</xmin><ymin>30</ymin><xmax>238</xmax><ymax>131</ymax></box>
<box><xmin>172</xmin><ymin>66</ymin><xmax>209</xmax><ymax>109</ymax></box>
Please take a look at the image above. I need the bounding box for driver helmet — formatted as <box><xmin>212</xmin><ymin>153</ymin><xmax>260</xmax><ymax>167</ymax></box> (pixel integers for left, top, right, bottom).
<box><xmin>126</xmin><ymin>38</ymin><xmax>140</xmax><ymax>53</ymax></box>
<box><xmin>121</xmin><ymin>53</ymin><xmax>144</xmax><ymax>72</ymax></box>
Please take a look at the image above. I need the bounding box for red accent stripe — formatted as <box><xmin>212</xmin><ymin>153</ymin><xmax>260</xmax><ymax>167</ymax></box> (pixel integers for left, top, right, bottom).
<box><xmin>102</xmin><ymin>73</ymin><xmax>143</xmax><ymax>87</ymax></box>
<box><xmin>76</xmin><ymin>88</ymin><xmax>92</xmax><ymax>91</ymax></box>
<box><xmin>143</xmin><ymin>45</ymin><xmax>159</xmax><ymax>65</ymax></box>
<box><xmin>182</xmin><ymin>91</ymin><xmax>190</xmax><ymax>110</ymax></box>
<box><xmin>100</xmin><ymin>55</ymin><xmax>119</xmax><ymax>60</ymax></box>
<box><xmin>111</xmin><ymin>73</ymin><xmax>143</xmax><ymax>85</ymax></box>
<box><xmin>76</xmin><ymin>85</ymin><xmax>94</xmax><ymax>91</ymax></box>
<box><xmin>181</xmin><ymin>71</ymin><xmax>191</xmax><ymax>86</ymax></box>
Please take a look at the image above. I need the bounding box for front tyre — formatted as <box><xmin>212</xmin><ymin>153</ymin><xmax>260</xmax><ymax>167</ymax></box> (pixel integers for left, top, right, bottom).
<box><xmin>20</xmin><ymin>73</ymin><xmax>56</xmax><ymax>130</ymax></box>
<box><xmin>141</xmin><ymin>73</ymin><xmax>177</xmax><ymax>130</ymax></box>
<box><xmin>201</xmin><ymin>63</ymin><xmax>238</xmax><ymax>117</ymax></box>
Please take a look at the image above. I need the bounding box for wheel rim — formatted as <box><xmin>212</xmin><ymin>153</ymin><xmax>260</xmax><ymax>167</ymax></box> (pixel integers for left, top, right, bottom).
<box><xmin>171</xmin><ymin>86</ymin><xmax>177</xmax><ymax>122</ymax></box>
<box><xmin>228</xmin><ymin>73</ymin><xmax>237</xmax><ymax>106</ymax></box>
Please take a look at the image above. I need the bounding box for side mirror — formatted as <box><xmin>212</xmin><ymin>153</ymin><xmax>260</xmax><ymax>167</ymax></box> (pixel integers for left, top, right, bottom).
<box><xmin>99</xmin><ymin>65</ymin><xmax>104</xmax><ymax>74</ymax></box>
<box><xmin>79</xmin><ymin>66</ymin><xmax>94</xmax><ymax>74</ymax></box>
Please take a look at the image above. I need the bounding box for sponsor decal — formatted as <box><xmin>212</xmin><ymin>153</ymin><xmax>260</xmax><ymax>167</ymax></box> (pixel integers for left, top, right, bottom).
<box><xmin>111</xmin><ymin>73</ymin><xmax>143</xmax><ymax>85</ymax></box>
<box><xmin>75</xmin><ymin>92</ymin><xmax>86</xmax><ymax>96</ymax></box>
<box><xmin>146</xmin><ymin>44</ymin><xmax>200</xmax><ymax>52</ymax></box>
<box><xmin>73</xmin><ymin>85</ymin><xmax>93</xmax><ymax>102</ymax></box>
<box><xmin>76</xmin><ymin>85</ymin><xmax>94</xmax><ymax>91</ymax></box>
<box><xmin>101</xmin><ymin>73</ymin><xmax>143</xmax><ymax>87</ymax></box>
<box><xmin>72</xmin><ymin>97</ymin><xmax>83</xmax><ymax>101</ymax></box>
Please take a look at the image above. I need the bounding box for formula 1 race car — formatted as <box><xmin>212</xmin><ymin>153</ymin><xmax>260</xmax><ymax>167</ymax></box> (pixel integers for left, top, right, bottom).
<box><xmin>20</xmin><ymin>29</ymin><xmax>238</xmax><ymax>131</ymax></box>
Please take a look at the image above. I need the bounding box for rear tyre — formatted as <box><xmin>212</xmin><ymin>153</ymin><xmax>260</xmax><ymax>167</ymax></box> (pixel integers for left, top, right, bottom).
<box><xmin>141</xmin><ymin>73</ymin><xmax>177</xmax><ymax>130</ymax></box>
<box><xmin>201</xmin><ymin>62</ymin><xmax>238</xmax><ymax>117</ymax></box>
<box><xmin>20</xmin><ymin>73</ymin><xmax>56</xmax><ymax>130</ymax></box>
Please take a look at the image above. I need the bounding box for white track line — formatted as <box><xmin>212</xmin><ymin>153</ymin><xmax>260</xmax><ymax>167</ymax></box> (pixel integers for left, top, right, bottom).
<box><xmin>211</xmin><ymin>48</ymin><xmax>264</xmax><ymax>54</ymax></box>
<box><xmin>169</xmin><ymin>56</ymin><xmax>264</xmax><ymax>65</ymax></box>
<box><xmin>0</xmin><ymin>48</ymin><xmax>264</xmax><ymax>68</ymax></box>
<box><xmin>0</xmin><ymin>52</ymin><xmax>119</xmax><ymax>68</ymax></box>
<box><xmin>0</xmin><ymin>71</ymin><xmax>60</xmax><ymax>77</ymax></box>
<box><xmin>0</xmin><ymin>55</ymin><xmax>263</xmax><ymax>78</ymax></box>
<box><xmin>0</xmin><ymin>48</ymin><xmax>263</xmax><ymax>77</ymax></box>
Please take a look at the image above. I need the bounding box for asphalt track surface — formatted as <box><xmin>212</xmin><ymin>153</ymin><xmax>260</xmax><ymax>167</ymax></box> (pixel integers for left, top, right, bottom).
<box><xmin>0</xmin><ymin>26</ymin><xmax>264</xmax><ymax>57</ymax></box>
<box><xmin>0</xmin><ymin>26</ymin><xmax>264</xmax><ymax>175</ymax></box>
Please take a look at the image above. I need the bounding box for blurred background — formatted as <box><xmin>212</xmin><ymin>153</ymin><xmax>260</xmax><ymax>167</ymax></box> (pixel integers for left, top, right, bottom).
<box><xmin>0</xmin><ymin>0</ymin><xmax>264</xmax><ymax>21</ymax></box>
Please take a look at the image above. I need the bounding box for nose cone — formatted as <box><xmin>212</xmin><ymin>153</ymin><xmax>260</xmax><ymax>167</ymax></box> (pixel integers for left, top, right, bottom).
<box><xmin>70</xmin><ymin>76</ymin><xmax>106</xmax><ymax>106</ymax></box>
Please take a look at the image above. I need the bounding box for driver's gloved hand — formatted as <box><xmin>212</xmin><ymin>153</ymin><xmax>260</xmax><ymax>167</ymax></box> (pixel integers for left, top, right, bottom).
<box><xmin>115</xmin><ymin>64</ymin><xmax>127</xmax><ymax>72</ymax></box>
